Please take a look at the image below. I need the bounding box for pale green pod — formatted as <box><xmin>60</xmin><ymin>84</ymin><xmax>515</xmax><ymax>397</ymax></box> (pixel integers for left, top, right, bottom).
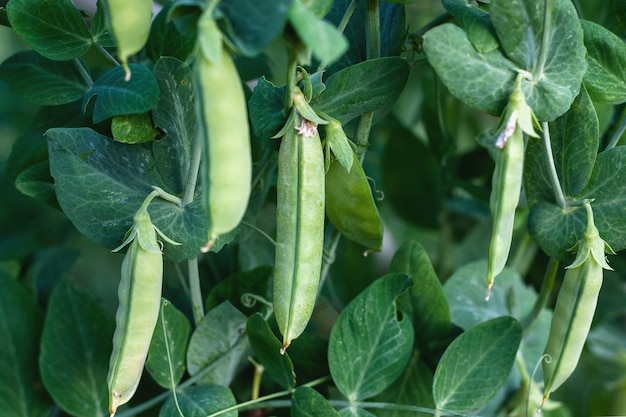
<box><xmin>273</xmin><ymin>124</ymin><xmax>325</xmax><ymax>352</ymax></box>
<box><xmin>105</xmin><ymin>0</ymin><xmax>152</xmax><ymax>80</ymax></box>
<box><xmin>108</xmin><ymin>234</ymin><xmax>163</xmax><ymax>415</ymax></box>
<box><xmin>196</xmin><ymin>43</ymin><xmax>252</xmax><ymax>250</ymax></box>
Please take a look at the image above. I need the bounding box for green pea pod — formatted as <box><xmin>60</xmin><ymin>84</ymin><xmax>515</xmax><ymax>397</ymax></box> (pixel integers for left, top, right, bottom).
<box><xmin>542</xmin><ymin>202</ymin><xmax>613</xmax><ymax>402</ymax></box>
<box><xmin>196</xmin><ymin>37</ymin><xmax>252</xmax><ymax>250</ymax></box>
<box><xmin>105</xmin><ymin>0</ymin><xmax>152</xmax><ymax>81</ymax></box>
<box><xmin>486</xmin><ymin>125</ymin><xmax>524</xmax><ymax>298</ymax></box>
<box><xmin>273</xmin><ymin>119</ymin><xmax>325</xmax><ymax>353</ymax></box>
<box><xmin>325</xmin><ymin>151</ymin><xmax>383</xmax><ymax>252</ymax></box>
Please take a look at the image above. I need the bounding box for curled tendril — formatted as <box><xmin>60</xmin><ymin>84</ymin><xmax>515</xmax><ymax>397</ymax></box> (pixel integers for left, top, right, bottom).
<box><xmin>240</xmin><ymin>293</ymin><xmax>272</xmax><ymax>308</ymax></box>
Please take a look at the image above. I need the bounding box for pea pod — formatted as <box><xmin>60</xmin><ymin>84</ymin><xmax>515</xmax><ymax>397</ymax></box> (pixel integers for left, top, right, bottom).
<box><xmin>325</xmin><ymin>150</ymin><xmax>383</xmax><ymax>251</ymax></box>
<box><xmin>273</xmin><ymin>117</ymin><xmax>325</xmax><ymax>353</ymax></box>
<box><xmin>105</xmin><ymin>0</ymin><xmax>152</xmax><ymax>80</ymax></box>
<box><xmin>196</xmin><ymin>19</ymin><xmax>252</xmax><ymax>250</ymax></box>
<box><xmin>542</xmin><ymin>201</ymin><xmax>613</xmax><ymax>402</ymax></box>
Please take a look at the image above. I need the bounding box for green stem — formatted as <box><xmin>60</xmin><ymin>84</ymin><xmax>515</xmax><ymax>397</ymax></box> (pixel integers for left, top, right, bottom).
<box><xmin>72</xmin><ymin>58</ymin><xmax>93</xmax><ymax>87</ymax></box>
<box><xmin>354</xmin><ymin>113</ymin><xmax>374</xmax><ymax>160</ymax></box>
<box><xmin>541</xmin><ymin>122</ymin><xmax>567</xmax><ymax>209</ymax></box>
<box><xmin>284</xmin><ymin>46</ymin><xmax>299</xmax><ymax>113</ymax></box>
<box><xmin>183</xmin><ymin>132</ymin><xmax>203</xmax><ymax>206</ymax></box>
<box><xmin>94</xmin><ymin>42</ymin><xmax>120</xmax><ymax>66</ymax></box>
<box><xmin>152</xmin><ymin>186</ymin><xmax>183</xmax><ymax>207</ymax></box>
<box><xmin>535</xmin><ymin>0</ymin><xmax>551</xmax><ymax>79</ymax></box>
<box><xmin>187</xmin><ymin>258</ymin><xmax>204</xmax><ymax>326</ymax></box>
<box><xmin>365</xmin><ymin>0</ymin><xmax>380</xmax><ymax>60</ymax></box>
<box><xmin>319</xmin><ymin>228</ymin><xmax>342</xmax><ymax>290</ymax></box>
<box><xmin>521</xmin><ymin>257</ymin><xmax>559</xmax><ymax>330</ymax></box>
<box><xmin>317</xmin><ymin>0</ymin><xmax>358</xmax><ymax>72</ymax></box>
<box><xmin>605</xmin><ymin>105</ymin><xmax>626</xmax><ymax>150</ymax></box>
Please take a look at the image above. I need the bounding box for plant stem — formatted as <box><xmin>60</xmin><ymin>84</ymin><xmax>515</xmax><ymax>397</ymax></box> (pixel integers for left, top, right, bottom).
<box><xmin>187</xmin><ymin>257</ymin><xmax>204</xmax><ymax>326</ymax></box>
<box><xmin>541</xmin><ymin>122</ymin><xmax>567</xmax><ymax>209</ymax></box>
<box><xmin>535</xmin><ymin>0</ymin><xmax>551</xmax><ymax>79</ymax></box>
<box><xmin>94</xmin><ymin>42</ymin><xmax>120</xmax><ymax>66</ymax></box>
<box><xmin>521</xmin><ymin>257</ymin><xmax>559</xmax><ymax>330</ymax></box>
<box><xmin>317</xmin><ymin>0</ymin><xmax>358</xmax><ymax>72</ymax></box>
<box><xmin>605</xmin><ymin>105</ymin><xmax>626</xmax><ymax>150</ymax></box>
<box><xmin>319</xmin><ymin>228</ymin><xmax>342</xmax><ymax>291</ymax></box>
<box><xmin>183</xmin><ymin>131</ymin><xmax>203</xmax><ymax>206</ymax></box>
<box><xmin>284</xmin><ymin>46</ymin><xmax>298</xmax><ymax>113</ymax></box>
<box><xmin>365</xmin><ymin>0</ymin><xmax>380</xmax><ymax>60</ymax></box>
<box><xmin>72</xmin><ymin>58</ymin><xmax>93</xmax><ymax>87</ymax></box>
<box><xmin>152</xmin><ymin>186</ymin><xmax>183</xmax><ymax>207</ymax></box>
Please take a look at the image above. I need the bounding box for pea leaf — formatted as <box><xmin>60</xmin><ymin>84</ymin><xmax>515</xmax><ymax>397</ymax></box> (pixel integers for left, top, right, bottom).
<box><xmin>524</xmin><ymin>86</ymin><xmax>599</xmax><ymax>207</ymax></box>
<box><xmin>146</xmin><ymin>4</ymin><xmax>198</xmax><ymax>64</ymax></box>
<box><xmin>6</xmin><ymin>0</ymin><xmax>92</xmax><ymax>60</ymax></box>
<box><xmin>217</xmin><ymin>0</ymin><xmax>291</xmax><ymax>57</ymax></box>
<box><xmin>0</xmin><ymin>272</ymin><xmax>53</xmax><ymax>417</ymax></box>
<box><xmin>39</xmin><ymin>279</ymin><xmax>113</xmax><ymax>417</ymax></box>
<box><xmin>292</xmin><ymin>386</ymin><xmax>341</xmax><ymax>417</ymax></box>
<box><xmin>146</xmin><ymin>299</ymin><xmax>191</xmax><ymax>389</ymax></box>
<box><xmin>83</xmin><ymin>65</ymin><xmax>160</xmax><ymax>123</ymax></box>
<box><xmin>433</xmin><ymin>316</ymin><xmax>522</xmax><ymax>413</ymax></box>
<box><xmin>490</xmin><ymin>0</ymin><xmax>587</xmax><ymax>121</ymax></box>
<box><xmin>111</xmin><ymin>113</ymin><xmax>159</xmax><ymax>144</ymax></box>
<box><xmin>247</xmin><ymin>313</ymin><xmax>296</xmax><ymax>390</ymax></box>
<box><xmin>186</xmin><ymin>302</ymin><xmax>249</xmax><ymax>386</ymax></box>
<box><xmin>91</xmin><ymin>0</ymin><xmax>116</xmax><ymax>47</ymax></box>
<box><xmin>388</xmin><ymin>241</ymin><xmax>450</xmax><ymax>342</ymax></box>
<box><xmin>159</xmin><ymin>385</ymin><xmax>236</xmax><ymax>417</ymax></box>
<box><xmin>0</xmin><ymin>51</ymin><xmax>90</xmax><ymax>105</ymax></box>
<box><xmin>248</xmin><ymin>76</ymin><xmax>286</xmax><ymax>143</ymax></box>
<box><xmin>205</xmin><ymin>265</ymin><xmax>271</xmax><ymax>316</ymax></box>
<box><xmin>581</xmin><ymin>19</ymin><xmax>626</xmax><ymax>104</ymax></box>
<box><xmin>423</xmin><ymin>23</ymin><xmax>517</xmax><ymax>116</ymax></box>
<box><xmin>442</xmin><ymin>0</ymin><xmax>499</xmax><ymax>53</ymax></box>
<box><xmin>312</xmin><ymin>57</ymin><xmax>410</xmax><ymax>124</ymax></box>
<box><xmin>328</xmin><ymin>273</ymin><xmax>414</xmax><ymax>401</ymax></box>
<box><xmin>47</xmin><ymin>127</ymin><xmax>208</xmax><ymax>262</ymax></box>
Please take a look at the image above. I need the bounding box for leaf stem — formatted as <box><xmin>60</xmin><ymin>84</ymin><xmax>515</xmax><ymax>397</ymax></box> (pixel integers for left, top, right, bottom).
<box><xmin>534</xmin><ymin>0</ymin><xmax>551</xmax><ymax>80</ymax></box>
<box><xmin>284</xmin><ymin>45</ymin><xmax>299</xmax><ymax>113</ymax></box>
<box><xmin>152</xmin><ymin>186</ymin><xmax>183</xmax><ymax>207</ymax></box>
<box><xmin>183</xmin><ymin>131</ymin><xmax>203</xmax><ymax>206</ymax></box>
<box><xmin>605</xmin><ymin>105</ymin><xmax>626</xmax><ymax>150</ymax></box>
<box><xmin>521</xmin><ymin>257</ymin><xmax>559</xmax><ymax>330</ymax></box>
<box><xmin>365</xmin><ymin>0</ymin><xmax>380</xmax><ymax>60</ymax></box>
<box><xmin>94</xmin><ymin>42</ymin><xmax>120</xmax><ymax>66</ymax></box>
<box><xmin>187</xmin><ymin>257</ymin><xmax>204</xmax><ymax>326</ymax></box>
<box><xmin>320</xmin><ymin>227</ymin><xmax>342</xmax><ymax>291</ymax></box>
<box><xmin>72</xmin><ymin>58</ymin><xmax>93</xmax><ymax>87</ymax></box>
<box><xmin>317</xmin><ymin>0</ymin><xmax>358</xmax><ymax>72</ymax></box>
<box><xmin>541</xmin><ymin>122</ymin><xmax>567</xmax><ymax>209</ymax></box>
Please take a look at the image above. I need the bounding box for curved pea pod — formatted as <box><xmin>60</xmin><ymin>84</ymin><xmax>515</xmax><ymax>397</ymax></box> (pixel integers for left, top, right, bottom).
<box><xmin>196</xmin><ymin>40</ymin><xmax>252</xmax><ymax>250</ymax></box>
<box><xmin>542</xmin><ymin>202</ymin><xmax>614</xmax><ymax>402</ymax></box>
<box><xmin>273</xmin><ymin>120</ymin><xmax>325</xmax><ymax>353</ymax></box>
<box><xmin>105</xmin><ymin>0</ymin><xmax>153</xmax><ymax>80</ymax></box>
<box><xmin>486</xmin><ymin>125</ymin><xmax>524</xmax><ymax>298</ymax></box>
<box><xmin>325</xmin><ymin>151</ymin><xmax>383</xmax><ymax>251</ymax></box>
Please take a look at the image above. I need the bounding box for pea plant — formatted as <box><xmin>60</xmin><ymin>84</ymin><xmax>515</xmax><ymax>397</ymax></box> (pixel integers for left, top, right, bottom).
<box><xmin>1</xmin><ymin>0</ymin><xmax>626</xmax><ymax>416</ymax></box>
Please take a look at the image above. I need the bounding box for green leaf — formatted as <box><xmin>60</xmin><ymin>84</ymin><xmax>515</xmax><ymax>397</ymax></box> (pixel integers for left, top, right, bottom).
<box><xmin>248</xmin><ymin>76</ymin><xmax>286</xmax><ymax>144</ymax></box>
<box><xmin>146</xmin><ymin>4</ymin><xmax>198</xmax><ymax>63</ymax></box>
<box><xmin>47</xmin><ymin>127</ymin><xmax>208</xmax><ymax>262</ymax></box>
<box><xmin>422</xmin><ymin>23</ymin><xmax>517</xmax><ymax>115</ymax></box>
<box><xmin>91</xmin><ymin>0</ymin><xmax>116</xmax><ymax>47</ymax></box>
<box><xmin>218</xmin><ymin>0</ymin><xmax>291</xmax><ymax>57</ymax></box>
<box><xmin>186</xmin><ymin>302</ymin><xmax>249</xmax><ymax>386</ymax></box>
<box><xmin>442</xmin><ymin>0</ymin><xmax>499</xmax><ymax>53</ymax></box>
<box><xmin>313</xmin><ymin>57</ymin><xmax>410</xmax><ymax>124</ymax></box>
<box><xmin>524</xmin><ymin>86</ymin><xmax>599</xmax><ymax>207</ymax></box>
<box><xmin>6</xmin><ymin>0</ymin><xmax>92</xmax><ymax>60</ymax></box>
<box><xmin>339</xmin><ymin>407</ymin><xmax>377</xmax><ymax>417</ymax></box>
<box><xmin>205</xmin><ymin>265</ymin><xmax>271</xmax><ymax>316</ymax></box>
<box><xmin>292</xmin><ymin>386</ymin><xmax>341</xmax><ymax>417</ymax></box>
<box><xmin>328</xmin><ymin>273</ymin><xmax>414</xmax><ymax>401</ymax></box>
<box><xmin>83</xmin><ymin>65</ymin><xmax>160</xmax><ymax>123</ymax></box>
<box><xmin>288</xmin><ymin>0</ymin><xmax>348</xmax><ymax>64</ymax></box>
<box><xmin>39</xmin><ymin>279</ymin><xmax>113</xmax><ymax>417</ymax></box>
<box><xmin>159</xmin><ymin>385</ymin><xmax>236</xmax><ymax>417</ymax></box>
<box><xmin>0</xmin><ymin>50</ymin><xmax>90</xmax><ymax>105</ymax></box>
<box><xmin>388</xmin><ymin>241</ymin><xmax>450</xmax><ymax>342</ymax></box>
<box><xmin>581</xmin><ymin>19</ymin><xmax>626</xmax><ymax>103</ymax></box>
<box><xmin>111</xmin><ymin>112</ymin><xmax>159</xmax><ymax>144</ymax></box>
<box><xmin>152</xmin><ymin>57</ymin><xmax>196</xmax><ymax>195</ymax></box>
<box><xmin>247</xmin><ymin>313</ymin><xmax>296</xmax><ymax>390</ymax></box>
<box><xmin>146</xmin><ymin>299</ymin><xmax>191</xmax><ymax>389</ymax></box>
<box><xmin>0</xmin><ymin>272</ymin><xmax>53</xmax><ymax>417</ymax></box>
<box><xmin>433</xmin><ymin>316</ymin><xmax>522</xmax><ymax>412</ymax></box>
<box><xmin>490</xmin><ymin>0</ymin><xmax>587</xmax><ymax>121</ymax></box>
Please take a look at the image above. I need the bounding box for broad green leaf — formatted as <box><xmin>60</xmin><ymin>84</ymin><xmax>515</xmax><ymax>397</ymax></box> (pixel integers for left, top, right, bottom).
<box><xmin>388</xmin><ymin>241</ymin><xmax>450</xmax><ymax>341</ymax></box>
<box><xmin>530</xmin><ymin>147</ymin><xmax>626</xmax><ymax>259</ymax></box>
<box><xmin>285</xmin><ymin>333</ymin><xmax>330</xmax><ymax>383</ymax></box>
<box><xmin>490</xmin><ymin>0</ymin><xmax>587</xmax><ymax>121</ymax></box>
<box><xmin>152</xmin><ymin>57</ymin><xmax>196</xmax><ymax>196</ymax></box>
<box><xmin>433</xmin><ymin>316</ymin><xmax>522</xmax><ymax>412</ymax></box>
<box><xmin>292</xmin><ymin>386</ymin><xmax>341</xmax><ymax>417</ymax></box>
<box><xmin>248</xmin><ymin>76</ymin><xmax>286</xmax><ymax>144</ymax></box>
<box><xmin>83</xmin><ymin>65</ymin><xmax>160</xmax><ymax>123</ymax></box>
<box><xmin>581</xmin><ymin>19</ymin><xmax>626</xmax><ymax>103</ymax></box>
<box><xmin>372</xmin><ymin>355</ymin><xmax>436</xmax><ymax>417</ymax></box>
<box><xmin>39</xmin><ymin>279</ymin><xmax>113</xmax><ymax>417</ymax></box>
<box><xmin>205</xmin><ymin>265</ymin><xmax>271</xmax><ymax>316</ymax></box>
<box><xmin>0</xmin><ymin>50</ymin><xmax>91</xmax><ymax>105</ymax></box>
<box><xmin>186</xmin><ymin>302</ymin><xmax>249</xmax><ymax>386</ymax></box>
<box><xmin>159</xmin><ymin>385</ymin><xmax>236</xmax><ymax>417</ymax></box>
<box><xmin>47</xmin><ymin>127</ymin><xmax>208</xmax><ymax>262</ymax></box>
<box><xmin>111</xmin><ymin>112</ymin><xmax>159</xmax><ymax>144</ymax></box>
<box><xmin>247</xmin><ymin>313</ymin><xmax>296</xmax><ymax>390</ymax></box>
<box><xmin>442</xmin><ymin>0</ymin><xmax>499</xmax><ymax>53</ymax></box>
<box><xmin>288</xmin><ymin>0</ymin><xmax>348</xmax><ymax>65</ymax></box>
<box><xmin>146</xmin><ymin>299</ymin><xmax>191</xmax><ymax>389</ymax></box>
<box><xmin>14</xmin><ymin>162</ymin><xmax>56</xmax><ymax>206</ymax></box>
<box><xmin>524</xmin><ymin>86</ymin><xmax>599</xmax><ymax>207</ymax></box>
<box><xmin>328</xmin><ymin>273</ymin><xmax>414</xmax><ymax>401</ymax></box>
<box><xmin>380</xmin><ymin>117</ymin><xmax>442</xmax><ymax>229</ymax></box>
<box><xmin>0</xmin><ymin>272</ymin><xmax>53</xmax><ymax>417</ymax></box>
<box><xmin>146</xmin><ymin>4</ymin><xmax>198</xmax><ymax>63</ymax></box>
<box><xmin>313</xmin><ymin>57</ymin><xmax>410</xmax><ymax>124</ymax></box>
<box><xmin>218</xmin><ymin>0</ymin><xmax>291</xmax><ymax>56</ymax></box>
<box><xmin>6</xmin><ymin>0</ymin><xmax>92</xmax><ymax>60</ymax></box>
<box><xmin>91</xmin><ymin>0</ymin><xmax>116</xmax><ymax>47</ymax></box>
<box><xmin>422</xmin><ymin>23</ymin><xmax>517</xmax><ymax>115</ymax></box>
